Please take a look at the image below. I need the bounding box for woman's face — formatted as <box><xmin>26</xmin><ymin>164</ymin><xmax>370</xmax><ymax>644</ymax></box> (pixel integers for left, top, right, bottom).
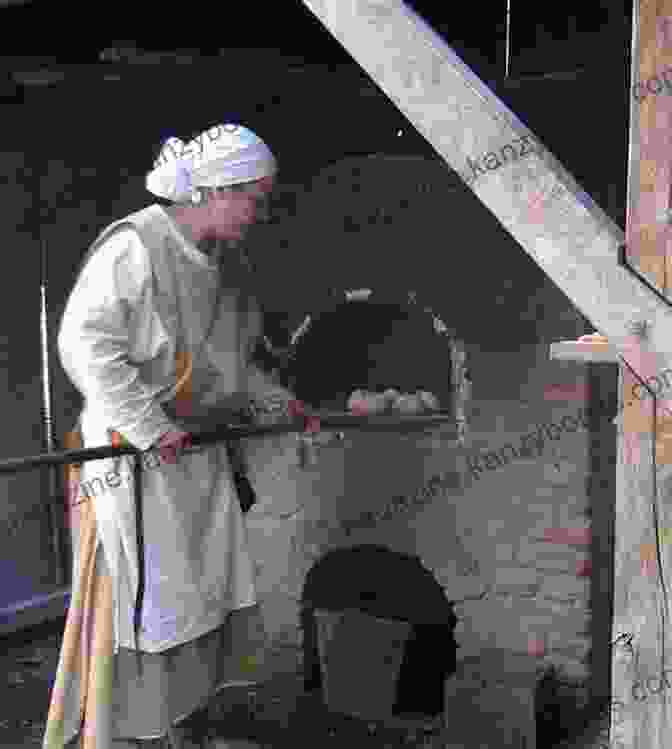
<box><xmin>207</xmin><ymin>176</ymin><xmax>275</xmax><ymax>241</ymax></box>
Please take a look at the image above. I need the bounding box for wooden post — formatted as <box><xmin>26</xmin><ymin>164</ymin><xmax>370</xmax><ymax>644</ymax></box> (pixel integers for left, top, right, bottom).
<box><xmin>609</xmin><ymin>3</ymin><xmax>672</xmax><ymax>747</ymax></box>
<box><xmin>627</xmin><ymin>1</ymin><xmax>672</xmax><ymax>298</ymax></box>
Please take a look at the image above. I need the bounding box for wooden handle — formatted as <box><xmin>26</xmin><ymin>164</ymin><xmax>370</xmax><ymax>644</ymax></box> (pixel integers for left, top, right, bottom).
<box><xmin>173</xmin><ymin>350</ymin><xmax>194</xmax><ymax>417</ymax></box>
<box><xmin>62</xmin><ymin>428</ymin><xmax>83</xmax><ymax>485</ymax></box>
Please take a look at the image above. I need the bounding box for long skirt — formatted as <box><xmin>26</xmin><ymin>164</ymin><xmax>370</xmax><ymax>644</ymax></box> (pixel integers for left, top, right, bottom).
<box><xmin>42</xmin><ymin>456</ymin><xmax>269</xmax><ymax>749</ymax></box>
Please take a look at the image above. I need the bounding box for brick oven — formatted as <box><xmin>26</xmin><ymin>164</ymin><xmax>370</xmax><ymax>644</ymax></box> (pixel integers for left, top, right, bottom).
<box><xmin>242</xmin><ymin>289</ymin><xmax>570</xmax><ymax>747</ymax></box>
<box><xmin>245</xmin><ymin>290</ymin><xmax>466</xmax><ymax>692</ymax></box>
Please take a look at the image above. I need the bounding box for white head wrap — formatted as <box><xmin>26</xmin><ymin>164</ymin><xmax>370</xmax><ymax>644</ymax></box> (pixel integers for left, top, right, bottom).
<box><xmin>146</xmin><ymin>124</ymin><xmax>277</xmax><ymax>202</ymax></box>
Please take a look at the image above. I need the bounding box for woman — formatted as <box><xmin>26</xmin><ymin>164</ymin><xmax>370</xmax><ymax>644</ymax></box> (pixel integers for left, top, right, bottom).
<box><xmin>43</xmin><ymin>123</ymin><xmax>293</xmax><ymax>749</ymax></box>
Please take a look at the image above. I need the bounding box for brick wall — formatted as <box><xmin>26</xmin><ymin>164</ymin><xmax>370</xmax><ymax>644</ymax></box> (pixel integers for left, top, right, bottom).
<box><xmin>245</xmin><ymin>336</ymin><xmax>601</xmax><ymax>707</ymax></box>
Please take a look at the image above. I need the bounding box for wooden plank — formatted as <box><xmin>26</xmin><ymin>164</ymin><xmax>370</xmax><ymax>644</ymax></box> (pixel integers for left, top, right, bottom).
<box><xmin>550</xmin><ymin>340</ymin><xmax>620</xmax><ymax>364</ymax></box>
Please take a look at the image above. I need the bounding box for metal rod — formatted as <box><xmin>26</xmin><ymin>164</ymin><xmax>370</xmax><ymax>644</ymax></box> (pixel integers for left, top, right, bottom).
<box><xmin>40</xmin><ymin>236</ymin><xmax>66</xmax><ymax>585</ymax></box>
<box><xmin>40</xmin><ymin>277</ymin><xmax>53</xmax><ymax>452</ymax></box>
<box><xmin>505</xmin><ymin>0</ymin><xmax>512</xmax><ymax>79</ymax></box>
<box><xmin>0</xmin><ymin>412</ymin><xmax>458</xmax><ymax>478</ymax></box>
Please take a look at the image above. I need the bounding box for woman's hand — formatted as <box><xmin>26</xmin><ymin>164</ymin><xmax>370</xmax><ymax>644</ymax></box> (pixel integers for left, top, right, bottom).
<box><xmin>253</xmin><ymin>390</ymin><xmax>294</xmax><ymax>413</ymax></box>
<box><xmin>255</xmin><ymin>386</ymin><xmax>297</xmax><ymax>412</ymax></box>
<box><xmin>246</xmin><ymin>366</ymin><xmax>295</xmax><ymax>414</ymax></box>
<box><xmin>155</xmin><ymin>429</ymin><xmax>193</xmax><ymax>464</ymax></box>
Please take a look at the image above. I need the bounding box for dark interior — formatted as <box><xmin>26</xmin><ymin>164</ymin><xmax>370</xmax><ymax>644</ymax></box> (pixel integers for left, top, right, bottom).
<box><xmin>300</xmin><ymin>545</ymin><xmax>459</xmax><ymax>717</ymax></box>
<box><xmin>281</xmin><ymin>294</ymin><xmax>455</xmax><ymax>411</ymax></box>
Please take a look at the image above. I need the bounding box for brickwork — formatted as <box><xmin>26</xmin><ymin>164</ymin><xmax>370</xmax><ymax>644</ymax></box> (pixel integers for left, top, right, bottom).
<box><xmin>244</xmin><ymin>341</ymin><xmax>599</xmax><ymax>714</ymax></box>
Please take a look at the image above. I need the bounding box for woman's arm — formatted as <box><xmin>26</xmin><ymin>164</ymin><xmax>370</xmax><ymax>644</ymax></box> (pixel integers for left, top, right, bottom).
<box><xmin>58</xmin><ymin>229</ymin><xmax>179</xmax><ymax>450</ymax></box>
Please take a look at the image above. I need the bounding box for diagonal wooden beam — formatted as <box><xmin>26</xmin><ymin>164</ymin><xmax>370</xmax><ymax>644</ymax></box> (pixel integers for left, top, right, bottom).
<box><xmin>302</xmin><ymin>0</ymin><xmax>672</xmax><ymax>384</ymax></box>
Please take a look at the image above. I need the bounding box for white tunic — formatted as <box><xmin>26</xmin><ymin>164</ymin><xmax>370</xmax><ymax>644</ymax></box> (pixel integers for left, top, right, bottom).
<box><xmin>58</xmin><ymin>204</ymin><xmax>275</xmax><ymax>654</ymax></box>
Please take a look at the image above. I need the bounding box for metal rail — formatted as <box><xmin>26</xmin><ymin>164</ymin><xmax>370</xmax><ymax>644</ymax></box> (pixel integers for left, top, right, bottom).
<box><xmin>0</xmin><ymin>411</ymin><xmax>458</xmax><ymax>477</ymax></box>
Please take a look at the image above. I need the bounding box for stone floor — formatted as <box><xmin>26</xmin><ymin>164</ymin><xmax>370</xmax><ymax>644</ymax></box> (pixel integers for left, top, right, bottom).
<box><xmin>0</xmin><ymin>616</ymin><xmax>614</xmax><ymax>749</ymax></box>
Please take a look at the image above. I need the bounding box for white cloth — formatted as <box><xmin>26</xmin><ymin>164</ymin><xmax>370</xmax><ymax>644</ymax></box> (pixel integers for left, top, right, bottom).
<box><xmin>146</xmin><ymin>124</ymin><xmax>277</xmax><ymax>202</ymax></box>
<box><xmin>57</xmin><ymin>204</ymin><xmax>279</xmax><ymax>654</ymax></box>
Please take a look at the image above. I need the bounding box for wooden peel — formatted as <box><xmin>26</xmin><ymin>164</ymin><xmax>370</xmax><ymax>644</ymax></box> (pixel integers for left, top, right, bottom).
<box><xmin>577</xmin><ymin>332</ymin><xmax>610</xmax><ymax>343</ymax></box>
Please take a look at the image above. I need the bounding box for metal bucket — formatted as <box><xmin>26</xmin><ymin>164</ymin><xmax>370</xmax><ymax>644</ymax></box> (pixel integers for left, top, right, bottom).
<box><xmin>314</xmin><ymin>607</ymin><xmax>411</xmax><ymax>721</ymax></box>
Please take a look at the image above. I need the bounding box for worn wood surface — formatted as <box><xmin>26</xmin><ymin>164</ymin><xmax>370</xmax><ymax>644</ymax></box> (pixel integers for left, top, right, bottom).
<box><xmin>550</xmin><ymin>340</ymin><xmax>620</xmax><ymax>364</ymax></box>
<box><xmin>627</xmin><ymin>0</ymin><xmax>672</xmax><ymax>299</ymax></box>
<box><xmin>609</xmin><ymin>3</ymin><xmax>672</xmax><ymax>748</ymax></box>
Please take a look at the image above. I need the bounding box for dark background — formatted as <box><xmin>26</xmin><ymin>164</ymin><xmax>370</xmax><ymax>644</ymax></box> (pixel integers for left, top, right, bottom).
<box><xmin>0</xmin><ymin>1</ymin><xmax>632</xmax><ymax>75</ymax></box>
